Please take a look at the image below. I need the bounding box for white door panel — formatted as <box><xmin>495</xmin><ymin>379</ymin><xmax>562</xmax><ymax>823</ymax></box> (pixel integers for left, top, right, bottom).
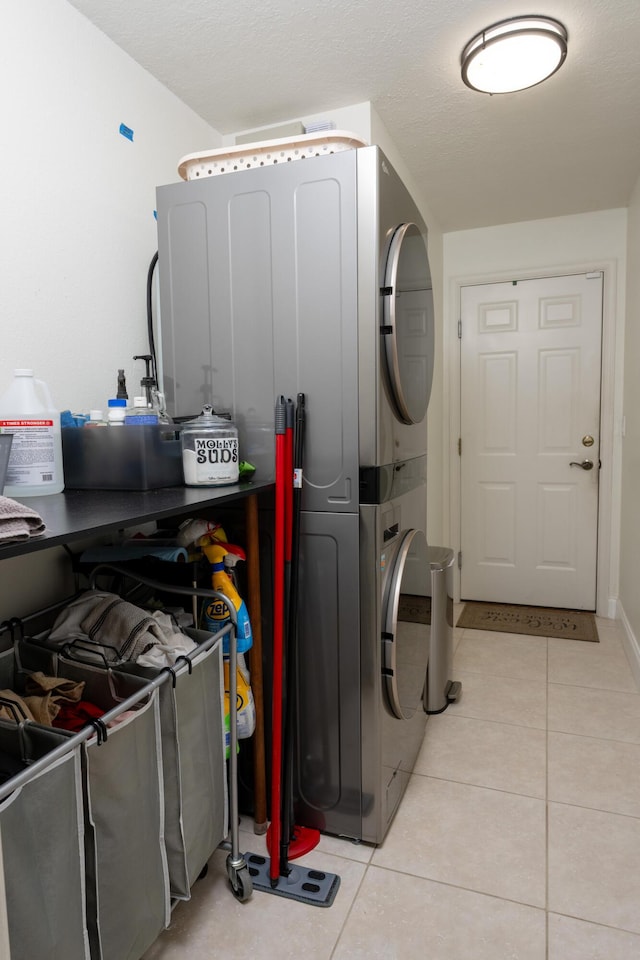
<box><xmin>460</xmin><ymin>273</ymin><xmax>602</xmax><ymax>610</ymax></box>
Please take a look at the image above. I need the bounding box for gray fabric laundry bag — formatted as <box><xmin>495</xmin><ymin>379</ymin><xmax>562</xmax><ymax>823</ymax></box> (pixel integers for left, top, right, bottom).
<box><xmin>0</xmin><ymin>720</ymin><xmax>90</xmax><ymax>960</ymax></box>
<box><xmin>119</xmin><ymin>627</ymin><xmax>228</xmax><ymax>900</ymax></box>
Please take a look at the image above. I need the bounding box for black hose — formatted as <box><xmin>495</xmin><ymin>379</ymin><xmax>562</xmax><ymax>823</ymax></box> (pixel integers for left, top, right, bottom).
<box><xmin>146</xmin><ymin>250</ymin><xmax>159</xmax><ymax>384</ymax></box>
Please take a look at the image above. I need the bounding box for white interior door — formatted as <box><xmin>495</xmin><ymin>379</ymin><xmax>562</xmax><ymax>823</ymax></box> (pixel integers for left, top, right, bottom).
<box><xmin>460</xmin><ymin>272</ymin><xmax>603</xmax><ymax>610</ymax></box>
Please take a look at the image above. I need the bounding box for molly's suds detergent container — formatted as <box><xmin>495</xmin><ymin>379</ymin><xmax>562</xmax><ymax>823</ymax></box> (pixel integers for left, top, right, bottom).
<box><xmin>180</xmin><ymin>404</ymin><xmax>239</xmax><ymax>487</ymax></box>
<box><xmin>0</xmin><ymin>369</ymin><xmax>64</xmax><ymax>496</ymax></box>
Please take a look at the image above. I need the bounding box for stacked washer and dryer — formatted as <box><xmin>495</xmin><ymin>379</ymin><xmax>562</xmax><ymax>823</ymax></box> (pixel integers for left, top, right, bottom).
<box><xmin>156</xmin><ymin>141</ymin><xmax>440</xmax><ymax>844</ymax></box>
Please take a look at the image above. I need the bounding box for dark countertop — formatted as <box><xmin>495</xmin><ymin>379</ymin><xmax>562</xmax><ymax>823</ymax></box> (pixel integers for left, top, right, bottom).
<box><xmin>0</xmin><ymin>481</ymin><xmax>274</xmax><ymax>560</ymax></box>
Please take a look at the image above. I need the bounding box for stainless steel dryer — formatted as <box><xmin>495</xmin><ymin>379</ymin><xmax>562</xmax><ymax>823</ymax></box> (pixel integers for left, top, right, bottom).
<box><xmin>156</xmin><ymin>144</ymin><xmax>435</xmax><ymax>843</ymax></box>
<box><xmin>357</xmin><ymin>149</ymin><xmax>434</xmax><ymax>469</ymax></box>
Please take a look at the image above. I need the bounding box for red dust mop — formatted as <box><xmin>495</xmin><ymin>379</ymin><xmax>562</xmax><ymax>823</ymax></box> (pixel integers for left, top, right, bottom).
<box><xmin>246</xmin><ymin>395</ymin><xmax>340</xmax><ymax>907</ymax></box>
<box><xmin>280</xmin><ymin>395</ymin><xmax>321</xmax><ymax>866</ymax></box>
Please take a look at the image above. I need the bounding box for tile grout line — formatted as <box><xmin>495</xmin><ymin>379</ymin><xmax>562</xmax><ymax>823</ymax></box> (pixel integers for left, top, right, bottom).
<box><xmin>329</xmin><ymin>857</ymin><xmax>371</xmax><ymax>960</ymax></box>
<box><xmin>361</xmin><ymin>859</ymin><xmax>547</xmax><ymax>912</ymax></box>
<box><xmin>411</xmin><ymin>768</ymin><xmax>546</xmax><ymax>802</ymax></box>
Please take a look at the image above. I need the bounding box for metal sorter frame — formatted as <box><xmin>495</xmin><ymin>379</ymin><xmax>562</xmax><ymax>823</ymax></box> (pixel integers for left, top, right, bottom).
<box><xmin>0</xmin><ymin>566</ymin><xmax>252</xmax><ymax>959</ymax></box>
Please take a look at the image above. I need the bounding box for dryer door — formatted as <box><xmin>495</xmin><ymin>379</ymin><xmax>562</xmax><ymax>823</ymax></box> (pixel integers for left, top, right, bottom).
<box><xmin>382</xmin><ymin>528</ymin><xmax>431</xmax><ymax>720</ymax></box>
<box><xmin>382</xmin><ymin>223</ymin><xmax>434</xmax><ymax>425</ymax></box>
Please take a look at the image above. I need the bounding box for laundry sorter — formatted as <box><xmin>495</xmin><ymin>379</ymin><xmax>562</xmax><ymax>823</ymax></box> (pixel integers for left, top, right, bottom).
<box><xmin>0</xmin><ymin>567</ymin><xmax>251</xmax><ymax>960</ymax></box>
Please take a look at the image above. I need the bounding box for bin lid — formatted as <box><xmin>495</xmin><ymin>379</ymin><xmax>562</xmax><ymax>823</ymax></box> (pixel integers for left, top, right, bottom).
<box><xmin>428</xmin><ymin>546</ymin><xmax>455</xmax><ymax>569</ymax></box>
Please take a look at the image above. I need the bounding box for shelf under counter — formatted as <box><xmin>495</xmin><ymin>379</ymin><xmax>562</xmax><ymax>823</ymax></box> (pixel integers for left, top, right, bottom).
<box><xmin>0</xmin><ymin>480</ymin><xmax>274</xmax><ymax>560</ymax></box>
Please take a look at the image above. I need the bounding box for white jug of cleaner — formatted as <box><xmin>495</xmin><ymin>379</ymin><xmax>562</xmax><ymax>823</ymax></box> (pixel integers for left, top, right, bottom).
<box><xmin>0</xmin><ymin>369</ymin><xmax>65</xmax><ymax>496</ymax></box>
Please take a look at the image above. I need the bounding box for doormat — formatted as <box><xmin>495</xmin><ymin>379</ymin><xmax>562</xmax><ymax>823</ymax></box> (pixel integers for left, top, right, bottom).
<box><xmin>457</xmin><ymin>602</ymin><xmax>599</xmax><ymax>642</ymax></box>
<box><xmin>398</xmin><ymin>594</ymin><xmax>431</xmax><ymax>624</ymax></box>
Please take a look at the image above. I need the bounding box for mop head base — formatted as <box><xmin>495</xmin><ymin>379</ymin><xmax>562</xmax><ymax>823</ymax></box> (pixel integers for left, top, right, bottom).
<box><xmin>265</xmin><ymin>823</ymin><xmax>320</xmax><ymax>861</ymax></box>
<box><xmin>245</xmin><ymin>853</ymin><xmax>340</xmax><ymax>907</ymax></box>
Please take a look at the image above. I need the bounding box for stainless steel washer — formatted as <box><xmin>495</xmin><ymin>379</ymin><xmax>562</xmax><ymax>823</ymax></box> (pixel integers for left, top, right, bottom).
<box><xmin>360</xmin><ymin>459</ymin><xmax>431</xmax><ymax>842</ymax></box>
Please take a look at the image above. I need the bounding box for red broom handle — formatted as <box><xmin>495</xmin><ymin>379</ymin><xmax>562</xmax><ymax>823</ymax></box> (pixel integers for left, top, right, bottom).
<box><xmin>269</xmin><ymin>400</ymin><xmax>286</xmax><ymax>883</ymax></box>
<box><xmin>284</xmin><ymin>399</ymin><xmax>294</xmax><ymax>562</ymax></box>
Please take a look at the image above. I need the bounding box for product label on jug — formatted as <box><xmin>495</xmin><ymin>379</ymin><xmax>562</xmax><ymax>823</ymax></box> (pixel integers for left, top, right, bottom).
<box><xmin>0</xmin><ymin>419</ymin><xmax>57</xmax><ymax>485</ymax></box>
<box><xmin>183</xmin><ymin>436</ymin><xmax>239</xmax><ymax>485</ymax></box>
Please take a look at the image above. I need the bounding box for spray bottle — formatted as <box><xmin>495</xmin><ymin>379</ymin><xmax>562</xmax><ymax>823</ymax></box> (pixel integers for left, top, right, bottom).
<box><xmin>200</xmin><ymin>541</ymin><xmax>253</xmax><ymax>654</ymax></box>
<box><xmin>201</xmin><ymin>539</ymin><xmax>256</xmax><ymax>752</ymax></box>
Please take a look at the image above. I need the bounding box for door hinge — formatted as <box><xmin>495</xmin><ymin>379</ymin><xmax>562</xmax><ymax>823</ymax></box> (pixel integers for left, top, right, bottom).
<box><xmin>457</xmin><ymin>551</ymin><xmax>462</xmax><ymax>570</ymax></box>
<box><xmin>458</xmin><ymin>437</ymin><xmax>462</xmax><ymax>456</ymax></box>
<box><xmin>458</xmin><ymin>320</ymin><xmax>462</xmax><ymax>339</ymax></box>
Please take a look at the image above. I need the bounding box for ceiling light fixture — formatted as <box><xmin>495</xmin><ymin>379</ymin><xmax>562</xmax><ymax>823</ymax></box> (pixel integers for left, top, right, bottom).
<box><xmin>461</xmin><ymin>16</ymin><xmax>568</xmax><ymax>94</ymax></box>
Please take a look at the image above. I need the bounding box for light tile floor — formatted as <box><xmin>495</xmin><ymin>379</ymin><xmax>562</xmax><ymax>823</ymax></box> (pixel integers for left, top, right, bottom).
<box><xmin>143</xmin><ymin>610</ymin><xmax>640</xmax><ymax>960</ymax></box>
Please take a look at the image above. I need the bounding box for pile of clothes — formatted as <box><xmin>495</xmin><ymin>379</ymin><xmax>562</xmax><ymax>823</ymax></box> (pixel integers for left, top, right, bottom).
<box><xmin>44</xmin><ymin>589</ymin><xmax>198</xmax><ymax>668</ymax></box>
<box><xmin>0</xmin><ymin>591</ymin><xmax>199</xmax><ymax>782</ymax></box>
<box><xmin>0</xmin><ymin>672</ymin><xmax>107</xmax><ymax>733</ymax></box>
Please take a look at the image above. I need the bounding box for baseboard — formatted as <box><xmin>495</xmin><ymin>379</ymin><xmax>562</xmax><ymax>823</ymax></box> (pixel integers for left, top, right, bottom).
<box><xmin>616</xmin><ymin>600</ymin><xmax>640</xmax><ymax>693</ymax></box>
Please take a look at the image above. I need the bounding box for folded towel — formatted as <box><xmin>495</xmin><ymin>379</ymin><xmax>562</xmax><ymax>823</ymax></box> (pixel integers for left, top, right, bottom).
<box><xmin>0</xmin><ymin>496</ymin><xmax>46</xmax><ymax>542</ymax></box>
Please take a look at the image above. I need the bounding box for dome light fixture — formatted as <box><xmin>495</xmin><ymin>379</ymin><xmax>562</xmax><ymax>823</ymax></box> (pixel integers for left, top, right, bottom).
<box><xmin>461</xmin><ymin>16</ymin><xmax>568</xmax><ymax>94</ymax></box>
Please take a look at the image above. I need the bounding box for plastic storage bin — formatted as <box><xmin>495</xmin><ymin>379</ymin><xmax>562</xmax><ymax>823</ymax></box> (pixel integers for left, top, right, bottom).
<box><xmin>424</xmin><ymin>547</ymin><xmax>461</xmax><ymax>714</ymax></box>
<box><xmin>177</xmin><ymin>129</ymin><xmax>367</xmax><ymax>180</ymax></box>
<box><xmin>62</xmin><ymin>424</ymin><xmax>183</xmax><ymax>490</ymax></box>
<box><xmin>0</xmin><ymin>435</ymin><xmax>12</xmax><ymax>494</ymax></box>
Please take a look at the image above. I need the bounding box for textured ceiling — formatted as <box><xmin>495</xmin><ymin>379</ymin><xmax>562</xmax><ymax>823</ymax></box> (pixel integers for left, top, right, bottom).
<box><xmin>67</xmin><ymin>0</ymin><xmax>640</xmax><ymax>231</ymax></box>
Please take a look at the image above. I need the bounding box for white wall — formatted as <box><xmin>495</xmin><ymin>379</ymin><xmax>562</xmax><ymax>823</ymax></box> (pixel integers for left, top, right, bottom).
<box><xmin>0</xmin><ymin>1</ymin><xmax>221</xmax><ymax>618</ymax></box>
<box><xmin>619</xmin><ymin>173</ymin><xmax>640</xmax><ymax>685</ymax></box>
<box><xmin>0</xmin><ymin>9</ymin><xmax>448</xmax><ymax>619</ymax></box>
<box><xmin>443</xmin><ymin>209</ymin><xmax>628</xmax><ymax>617</ymax></box>
<box><xmin>227</xmin><ymin>102</ymin><xmax>374</xmax><ymax>147</ymax></box>
<box><xmin>0</xmin><ymin>1</ymin><xmax>220</xmax><ymax>414</ymax></box>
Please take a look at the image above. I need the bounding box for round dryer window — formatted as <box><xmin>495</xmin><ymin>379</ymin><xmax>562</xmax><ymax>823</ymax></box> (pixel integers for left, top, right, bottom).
<box><xmin>382</xmin><ymin>223</ymin><xmax>435</xmax><ymax>425</ymax></box>
<box><xmin>382</xmin><ymin>528</ymin><xmax>431</xmax><ymax>720</ymax></box>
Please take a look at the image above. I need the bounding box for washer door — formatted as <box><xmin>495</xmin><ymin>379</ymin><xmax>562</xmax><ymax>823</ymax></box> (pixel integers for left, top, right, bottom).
<box><xmin>382</xmin><ymin>223</ymin><xmax>435</xmax><ymax>425</ymax></box>
<box><xmin>382</xmin><ymin>528</ymin><xmax>431</xmax><ymax>720</ymax></box>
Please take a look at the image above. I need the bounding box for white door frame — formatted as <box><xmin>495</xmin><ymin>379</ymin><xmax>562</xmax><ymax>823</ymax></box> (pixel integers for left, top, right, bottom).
<box><xmin>446</xmin><ymin>259</ymin><xmax>621</xmax><ymax>619</ymax></box>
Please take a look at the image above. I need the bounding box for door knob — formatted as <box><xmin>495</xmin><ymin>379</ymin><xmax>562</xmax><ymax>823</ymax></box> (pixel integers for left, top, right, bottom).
<box><xmin>569</xmin><ymin>459</ymin><xmax>594</xmax><ymax>470</ymax></box>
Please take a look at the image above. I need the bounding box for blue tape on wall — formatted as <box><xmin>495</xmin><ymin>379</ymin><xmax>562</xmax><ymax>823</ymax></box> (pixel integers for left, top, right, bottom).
<box><xmin>119</xmin><ymin>123</ymin><xmax>134</xmax><ymax>142</ymax></box>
